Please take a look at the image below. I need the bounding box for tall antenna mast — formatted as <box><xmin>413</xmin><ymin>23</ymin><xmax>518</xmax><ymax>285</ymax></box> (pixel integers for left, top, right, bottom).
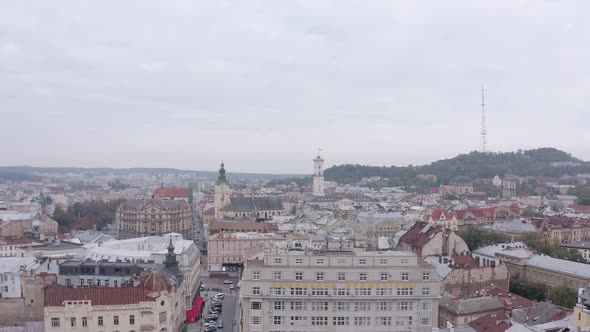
<box><xmin>480</xmin><ymin>87</ymin><xmax>487</xmax><ymax>153</ymax></box>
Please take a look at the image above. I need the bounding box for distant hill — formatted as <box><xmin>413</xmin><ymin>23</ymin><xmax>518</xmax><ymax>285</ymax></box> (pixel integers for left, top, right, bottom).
<box><xmin>325</xmin><ymin>148</ymin><xmax>590</xmax><ymax>185</ymax></box>
<box><xmin>0</xmin><ymin>166</ymin><xmax>305</xmax><ymax>182</ymax></box>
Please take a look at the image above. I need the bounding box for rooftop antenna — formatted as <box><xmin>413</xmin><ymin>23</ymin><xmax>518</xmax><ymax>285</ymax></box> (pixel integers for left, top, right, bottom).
<box><xmin>480</xmin><ymin>86</ymin><xmax>488</xmax><ymax>153</ymax></box>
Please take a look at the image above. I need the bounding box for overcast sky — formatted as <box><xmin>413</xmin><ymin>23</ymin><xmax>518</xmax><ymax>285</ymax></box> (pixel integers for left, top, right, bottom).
<box><xmin>1</xmin><ymin>1</ymin><xmax>590</xmax><ymax>173</ymax></box>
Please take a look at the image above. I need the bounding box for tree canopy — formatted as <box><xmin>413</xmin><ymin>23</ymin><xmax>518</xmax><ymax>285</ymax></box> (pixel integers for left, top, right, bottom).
<box><xmin>458</xmin><ymin>227</ymin><xmax>511</xmax><ymax>251</ymax></box>
<box><xmin>53</xmin><ymin>199</ymin><xmax>124</xmax><ymax>232</ymax></box>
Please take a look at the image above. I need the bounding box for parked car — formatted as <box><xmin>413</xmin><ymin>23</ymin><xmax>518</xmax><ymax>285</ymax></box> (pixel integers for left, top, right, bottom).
<box><xmin>205</xmin><ymin>326</ymin><xmax>217</xmax><ymax>332</ymax></box>
<box><xmin>217</xmin><ymin>319</ymin><xmax>224</xmax><ymax>328</ymax></box>
<box><xmin>229</xmin><ymin>285</ymin><xmax>235</xmax><ymax>290</ymax></box>
<box><xmin>223</xmin><ymin>280</ymin><xmax>233</xmax><ymax>285</ymax></box>
<box><xmin>207</xmin><ymin>314</ymin><xmax>219</xmax><ymax>321</ymax></box>
<box><xmin>215</xmin><ymin>293</ymin><xmax>225</xmax><ymax>299</ymax></box>
<box><xmin>200</xmin><ymin>285</ymin><xmax>206</xmax><ymax>291</ymax></box>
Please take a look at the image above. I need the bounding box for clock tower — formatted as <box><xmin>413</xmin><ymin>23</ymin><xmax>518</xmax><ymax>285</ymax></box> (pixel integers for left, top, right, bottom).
<box><xmin>313</xmin><ymin>151</ymin><xmax>325</xmax><ymax>196</ymax></box>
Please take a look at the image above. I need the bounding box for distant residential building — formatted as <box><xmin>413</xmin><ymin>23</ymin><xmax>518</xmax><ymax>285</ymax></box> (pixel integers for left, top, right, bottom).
<box><xmin>396</xmin><ymin>221</ymin><xmax>469</xmax><ymax>258</ymax></box>
<box><xmin>561</xmin><ymin>241</ymin><xmax>590</xmax><ymax>262</ymax></box>
<box><xmin>116</xmin><ymin>199</ymin><xmax>192</xmax><ymax>240</ymax></box>
<box><xmin>0</xmin><ymin>237</ymin><xmax>42</xmax><ymax>257</ymax></box>
<box><xmin>207</xmin><ymin>232</ymin><xmax>307</xmax><ymax>272</ymax></box>
<box><xmin>492</xmin><ymin>175</ymin><xmax>502</xmax><ymax>187</ymax></box>
<box><xmin>574</xmin><ymin>288</ymin><xmax>590</xmax><ymax>330</ymax></box>
<box><xmin>427</xmin><ymin>210</ymin><xmax>458</xmax><ymax>231</ymax></box>
<box><xmin>474</xmin><ymin>242</ymin><xmax>590</xmax><ymax>291</ymax></box>
<box><xmin>423</xmin><ymin>255</ymin><xmax>509</xmax><ymax>298</ymax></box>
<box><xmin>439</xmin><ymin>293</ymin><xmax>504</xmax><ymax>328</ymax></box>
<box><xmin>502</xmin><ymin>175</ymin><xmax>517</xmax><ymax>198</ymax></box>
<box><xmin>240</xmin><ymin>245</ymin><xmax>441</xmax><ymax>332</ymax></box>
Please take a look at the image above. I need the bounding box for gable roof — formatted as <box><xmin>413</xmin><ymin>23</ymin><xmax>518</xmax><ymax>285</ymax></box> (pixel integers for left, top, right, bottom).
<box><xmin>430</xmin><ymin>209</ymin><xmax>455</xmax><ymax>221</ymax></box>
<box><xmin>45</xmin><ymin>284</ymin><xmax>155</xmax><ymax>307</ymax></box>
<box><xmin>220</xmin><ymin>197</ymin><xmax>284</xmax><ymax>212</ymax></box>
<box><xmin>153</xmin><ymin>187</ymin><xmax>189</xmax><ymax>198</ymax></box>
<box><xmin>399</xmin><ymin>222</ymin><xmax>443</xmax><ymax>250</ymax></box>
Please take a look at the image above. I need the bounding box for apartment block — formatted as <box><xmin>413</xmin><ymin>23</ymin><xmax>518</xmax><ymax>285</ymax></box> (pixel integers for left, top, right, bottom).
<box><xmin>239</xmin><ymin>247</ymin><xmax>441</xmax><ymax>332</ymax></box>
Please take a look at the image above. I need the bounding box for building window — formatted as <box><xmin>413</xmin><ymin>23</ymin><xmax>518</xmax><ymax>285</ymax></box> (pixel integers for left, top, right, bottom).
<box><xmin>401</xmin><ymin>259</ymin><xmax>408</xmax><ymax>264</ymax></box>
<box><xmin>397</xmin><ymin>301</ymin><xmax>412</xmax><ymax>311</ymax></box>
<box><xmin>422</xmin><ymin>272</ymin><xmax>430</xmax><ymax>281</ymax></box>
<box><xmin>129</xmin><ymin>315</ymin><xmax>135</xmax><ymax>325</ymax></box>
<box><xmin>316</xmin><ymin>259</ymin><xmax>324</xmax><ymax>264</ymax></box>
<box><xmin>51</xmin><ymin>318</ymin><xmax>60</xmax><ymax>328</ymax></box>
<box><xmin>252</xmin><ymin>287</ymin><xmax>260</xmax><ymax>295</ymax></box>
<box><xmin>335</xmin><ymin>288</ymin><xmax>350</xmax><ymax>296</ymax></box>
<box><xmin>251</xmin><ymin>316</ymin><xmax>261</xmax><ymax>325</ymax></box>
<box><xmin>273</xmin><ymin>272</ymin><xmax>282</xmax><ymax>281</ymax></box>
<box><xmin>251</xmin><ymin>301</ymin><xmax>262</xmax><ymax>310</ymax></box>
<box><xmin>82</xmin><ymin>317</ymin><xmax>87</xmax><ymax>327</ymax></box>
<box><xmin>252</xmin><ymin>272</ymin><xmax>260</xmax><ymax>280</ymax></box>
<box><xmin>333</xmin><ymin>317</ymin><xmax>349</xmax><ymax>326</ymax></box>
<box><xmin>272</xmin><ymin>316</ymin><xmax>283</xmax><ymax>325</ymax></box>
<box><xmin>70</xmin><ymin>318</ymin><xmax>76</xmax><ymax>327</ymax></box>
<box><xmin>421</xmin><ymin>300</ymin><xmax>432</xmax><ymax>311</ymax></box>
<box><xmin>274</xmin><ymin>258</ymin><xmax>282</xmax><ymax>264</ymax></box>
<box><xmin>159</xmin><ymin>312</ymin><xmax>166</xmax><ymax>323</ymax></box>
<box><xmin>337</xmin><ymin>272</ymin><xmax>346</xmax><ymax>281</ymax></box>
<box><xmin>295</xmin><ymin>259</ymin><xmax>303</xmax><ymax>264</ymax></box>
<box><xmin>379</xmin><ymin>258</ymin><xmax>387</xmax><ymax>264</ymax></box>
<box><xmin>359</xmin><ymin>259</ymin><xmax>367</xmax><ymax>265</ymax></box>
<box><xmin>422</xmin><ymin>287</ymin><xmax>430</xmax><ymax>296</ymax></box>
<box><xmin>401</xmin><ymin>272</ymin><xmax>409</xmax><ymax>281</ymax></box>
<box><xmin>114</xmin><ymin>316</ymin><xmax>119</xmax><ymax>325</ymax></box>
<box><xmin>98</xmin><ymin>317</ymin><xmax>103</xmax><ymax>326</ymax></box>
<box><xmin>65</xmin><ymin>279</ymin><xmax>71</xmax><ymax>286</ymax></box>
<box><xmin>291</xmin><ymin>301</ymin><xmax>304</xmax><ymax>310</ymax></box>
<box><xmin>291</xmin><ymin>288</ymin><xmax>306</xmax><ymax>296</ymax></box>
<box><xmin>380</xmin><ymin>272</ymin><xmax>388</xmax><ymax>281</ymax></box>
<box><xmin>295</xmin><ymin>272</ymin><xmax>303</xmax><ymax>281</ymax></box>
<box><xmin>421</xmin><ymin>316</ymin><xmax>431</xmax><ymax>326</ymax></box>
<box><xmin>397</xmin><ymin>287</ymin><xmax>414</xmax><ymax>296</ymax></box>
<box><xmin>378</xmin><ymin>317</ymin><xmax>392</xmax><ymax>326</ymax></box>
<box><xmin>354</xmin><ymin>317</ymin><xmax>370</xmax><ymax>326</ymax></box>
<box><xmin>273</xmin><ymin>301</ymin><xmax>285</xmax><ymax>310</ymax></box>
<box><xmin>311</xmin><ymin>302</ymin><xmax>329</xmax><ymax>311</ymax></box>
<box><xmin>316</xmin><ymin>272</ymin><xmax>324</xmax><ymax>281</ymax></box>
<box><xmin>311</xmin><ymin>317</ymin><xmax>328</xmax><ymax>326</ymax></box>
<box><xmin>359</xmin><ymin>273</ymin><xmax>367</xmax><ymax>281</ymax></box>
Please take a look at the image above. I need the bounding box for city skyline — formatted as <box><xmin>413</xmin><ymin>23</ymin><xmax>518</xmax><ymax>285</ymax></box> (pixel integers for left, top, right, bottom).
<box><xmin>2</xmin><ymin>1</ymin><xmax>590</xmax><ymax>173</ymax></box>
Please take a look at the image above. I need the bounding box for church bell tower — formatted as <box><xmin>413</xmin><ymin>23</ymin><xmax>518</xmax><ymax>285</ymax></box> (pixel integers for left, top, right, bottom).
<box><xmin>214</xmin><ymin>161</ymin><xmax>231</xmax><ymax>218</ymax></box>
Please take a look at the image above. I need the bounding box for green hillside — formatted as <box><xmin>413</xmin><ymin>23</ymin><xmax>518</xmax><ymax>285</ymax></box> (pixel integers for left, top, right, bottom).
<box><xmin>325</xmin><ymin>148</ymin><xmax>590</xmax><ymax>185</ymax></box>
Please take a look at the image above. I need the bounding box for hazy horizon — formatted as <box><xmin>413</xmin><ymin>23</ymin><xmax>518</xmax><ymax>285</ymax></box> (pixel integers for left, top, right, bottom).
<box><xmin>2</xmin><ymin>1</ymin><xmax>590</xmax><ymax>173</ymax></box>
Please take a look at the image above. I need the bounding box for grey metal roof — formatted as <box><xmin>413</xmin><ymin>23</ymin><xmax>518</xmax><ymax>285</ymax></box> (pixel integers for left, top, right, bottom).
<box><xmin>440</xmin><ymin>293</ymin><xmax>504</xmax><ymax>315</ymax></box>
<box><xmin>221</xmin><ymin>197</ymin><xmax>284</xmax><ymax>212</ymax></box>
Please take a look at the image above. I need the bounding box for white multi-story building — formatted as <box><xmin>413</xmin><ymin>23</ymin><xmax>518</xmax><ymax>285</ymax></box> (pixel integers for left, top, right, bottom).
<box><xmin>239</xmin><ymin>247</ymin><xmax>441</xmax><ymax>332</ymax></box>
<box><xmin>0</xmin><ymin>256</ymin><xmax>35</xmax><ymax>298</ymax></box>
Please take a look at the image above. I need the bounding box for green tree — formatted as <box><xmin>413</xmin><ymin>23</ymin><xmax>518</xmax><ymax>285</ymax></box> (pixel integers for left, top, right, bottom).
<box><xmin>458</xmin><ymin>227</ymin><xmax>511</xmax><ymax>251</ymax></box>
<box><xmin>569</xmin><ymin>185</ymin><xmax>590</xmax><ymax>206</ymax></box>
<box><xmin>53</xmin><ymin>206</ymin><xmax>74</xmax><ymax>232</ymax></box>
<box><xmin>550</xmin><ymin>285</ymin><xmax>576</xmax><ymax>308</ymax></box>
<box><xmin>509</xmin><ymin>276</ymin><xmax>547</xmax><ymax>302</ymax></box>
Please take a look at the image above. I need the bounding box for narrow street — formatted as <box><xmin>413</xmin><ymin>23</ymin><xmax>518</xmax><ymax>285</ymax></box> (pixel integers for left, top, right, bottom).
<box><xmin>187</xmin><ymin>276</ymin><xmax>240</xmax><ymax>332</ymax></box>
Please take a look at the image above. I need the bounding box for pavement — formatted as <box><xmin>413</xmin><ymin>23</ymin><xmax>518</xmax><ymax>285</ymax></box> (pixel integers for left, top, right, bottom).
<box><xmin>187</xmin><ymin>276</ymin><xmax>240</xmax><ymax>332</ymax></box>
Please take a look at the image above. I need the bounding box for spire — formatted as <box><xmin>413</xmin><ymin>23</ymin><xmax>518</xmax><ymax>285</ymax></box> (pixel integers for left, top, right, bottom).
<box><xmin>165</xmin><ymin>236</ymin><xmax>177</xmax><ymax>267</ymax></box>
<box><xmin>217</xmin><ymin>161</ymin><xmax>227</xmax><ymax>184</ymax></box>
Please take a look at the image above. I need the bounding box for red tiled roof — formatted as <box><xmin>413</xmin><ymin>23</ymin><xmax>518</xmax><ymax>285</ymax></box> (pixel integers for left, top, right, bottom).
<box><xmin>399</xmin><ymin>222</ymin><xmax>443</xmax><ymax>249</ymax></box>
<box><xmin>430</xmin><ymin>209</ymin><xmax>455</xmax><ymax>221</ymax></box>
<box><xmin>468</xmin><ymin>312</ymin><xmax>511</xmax><ymax>332</ymax></box>
<box><xmin>153</xmin><ymin>187</ymin><xmax>189</xmax><ymax>198</ymax></box>
<box><xmin>0</xmin><ymin>237</ymin><xmax>33</xmax><ymax>245</ymax></box>
<box><xmin>572</xmin><ymin>205</ymin><xmax>590</xmax><ymax>213</ymax></box>
<box><xmin>142</xmin><ymin>272</ymin><xmax>172</xmax><ymax>293</ymax></box>
<box><xmin>45</xmin><ymin>284</ymin><xmax>155</xmax><ymax>307</ymax></box>
<box><xmin>452</xmin><ymin>255</ymin><xmax>477</xmax><ymax>267</ymax></box>
<box><xmin>486</xmin><ymin>287</ymin><xmax>534</xmax><ymax>310</ymax></box>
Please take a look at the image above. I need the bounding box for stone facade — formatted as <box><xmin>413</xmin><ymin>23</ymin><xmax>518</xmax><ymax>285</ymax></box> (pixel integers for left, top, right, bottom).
<box><xmin>116</xmin><ymin>199</ymin><xmax>192</xmax><ymax>240</ymax></box>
